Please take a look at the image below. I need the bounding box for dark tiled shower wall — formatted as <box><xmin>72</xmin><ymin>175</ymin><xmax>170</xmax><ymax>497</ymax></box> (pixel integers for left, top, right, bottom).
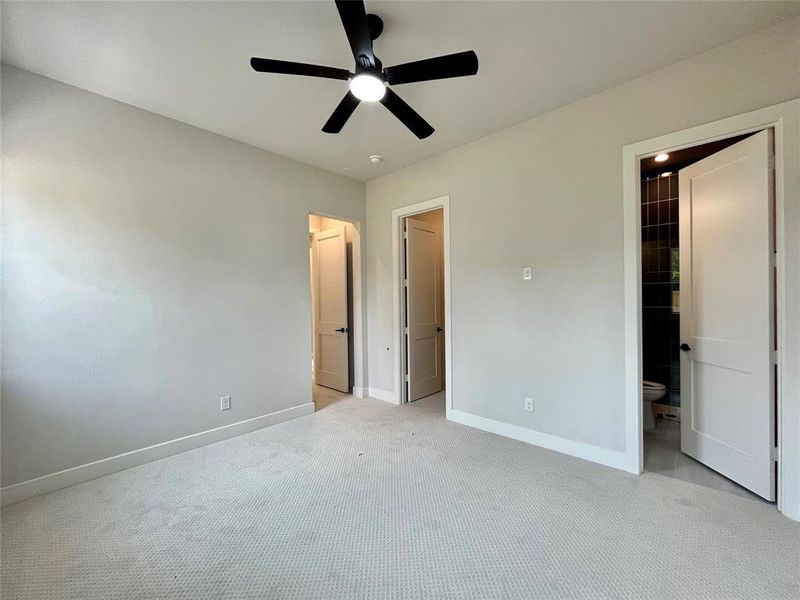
<box><xmin>641</xmin><ymin>173</ymin><xmax>680</xmax><ymax>407</ymax></box>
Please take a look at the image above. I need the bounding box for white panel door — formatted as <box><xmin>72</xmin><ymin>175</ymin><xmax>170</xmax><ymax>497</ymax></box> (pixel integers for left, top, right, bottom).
<box><xmin>405</xmin><ymin>217</ymin><xmax>442</xmax><ymax>401</ymax></box>
<box><xmin>679</xmin><ymin>130</ymin><xmax>775</xmax><ymax>500</ymax></box>
<box><xmin>313</xmin><ymin>225</ymin><xmax>349</xmax><ymax>393</ymax></box>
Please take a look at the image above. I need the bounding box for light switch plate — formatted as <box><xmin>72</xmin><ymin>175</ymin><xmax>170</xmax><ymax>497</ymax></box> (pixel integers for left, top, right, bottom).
<box><xmin>523</xmin><ymin>267</ymin><xmax>533</xmax><ymax>281</ymax></box>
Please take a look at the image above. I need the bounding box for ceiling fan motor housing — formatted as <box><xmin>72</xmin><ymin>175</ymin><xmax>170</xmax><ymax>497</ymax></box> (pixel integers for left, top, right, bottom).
<box><xmin>357</xmin><ymin>55</ymin><xmax>382</xmax><ymax>75</ymax></box>
<box><xmin>357</xmin><ymin>14</ymin><xmax>383</xmax><ymax>73</ymax></box>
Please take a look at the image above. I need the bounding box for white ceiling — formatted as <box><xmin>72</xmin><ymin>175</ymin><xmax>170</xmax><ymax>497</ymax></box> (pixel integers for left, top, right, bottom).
<box><xmin>3</xmin><ymin>1</ymin><xmax>799</xmax><ymax>181</ymax></box>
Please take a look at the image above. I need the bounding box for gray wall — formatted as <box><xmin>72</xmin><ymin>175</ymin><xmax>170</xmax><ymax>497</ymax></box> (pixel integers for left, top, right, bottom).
<box><xmin>1</xmin><ymin>66</ymin><xmax>365</xmax><ymax>487</ymax></box>
<box><xmin>365</xmin><ymin>18</ymin><xmax>800</xmax><ymax>453</ymax></box>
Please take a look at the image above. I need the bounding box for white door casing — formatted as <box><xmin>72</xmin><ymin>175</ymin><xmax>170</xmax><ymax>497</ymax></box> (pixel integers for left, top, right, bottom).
<box><xmin>313</xmin><ymin>225</ymin><xmax>349</xmax><ymax>393</ymax></box>
<box><xmin>405</xmin><ymin>217</ymin><xmax>443</xmax><ymax>401</ymax></box>
<box><xmin>679</xmin><ymin>130</ymin><xmax>775</xmax><ymax>500</ymax></box>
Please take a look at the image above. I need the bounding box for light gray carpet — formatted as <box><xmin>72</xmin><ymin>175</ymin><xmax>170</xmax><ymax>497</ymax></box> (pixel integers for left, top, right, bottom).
<box><xmin>2</xmin><ymin>392</ymin><xmax>798</xmax><ymax>600</ymax></box>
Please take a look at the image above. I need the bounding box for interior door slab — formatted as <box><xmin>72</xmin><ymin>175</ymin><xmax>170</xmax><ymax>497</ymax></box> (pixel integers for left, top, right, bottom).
<box><xmin>313</xmin><ymin>225</ymin><xmax>349</xmax><ymax>393</ymax></box>
<box><xmin>405</xmin><ymin>217</ymin><xmax>443</xmax><ymax>401</ymax></box>
<box><xmin>679</xmin><ymin>129</ymin><xmax>775</xmax><ymax>500</ymax></box>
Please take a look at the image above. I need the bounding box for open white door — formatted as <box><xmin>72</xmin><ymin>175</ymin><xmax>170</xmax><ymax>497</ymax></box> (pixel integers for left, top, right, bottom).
<box><xmin>679</xmin><ymin>130</ymin><xmax>775</xmax><ymax>500</ymax></box>
<box><xmin>405</xmin><ymin>217</ymin><xmax>443</xmax><ymax>401</ymax></box>
<box><xmin>312</xmin><ymin>225</ymin><xmax>349</xmax><ymax>393</ymax></box>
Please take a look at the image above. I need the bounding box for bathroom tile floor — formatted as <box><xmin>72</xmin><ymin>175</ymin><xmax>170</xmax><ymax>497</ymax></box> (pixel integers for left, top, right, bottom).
<box><xmin>644</xmin><ymin>418</ymin><xmax>767</xmax><ymax>502</ymax></box>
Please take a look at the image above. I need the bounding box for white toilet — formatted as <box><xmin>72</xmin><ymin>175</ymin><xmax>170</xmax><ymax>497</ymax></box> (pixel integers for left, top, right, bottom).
<box><xmin>642</xmin><ymin>380</ymin><xmax>666</xmax><ymax>430</ymax></box>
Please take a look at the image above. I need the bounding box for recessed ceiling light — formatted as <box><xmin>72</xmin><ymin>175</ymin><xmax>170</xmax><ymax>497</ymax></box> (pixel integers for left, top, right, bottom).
<box><xmin>660</xmin><ymin>171</ymin><xmax>672</xmax><ymax>178</ymax></box>
<box><xmin>654</xmin><ymin>153</ymin><xmax>669</xmax><ymax>162</ymax></box>
<box><xmin>369</xmin><ymin>155</ymin><xmax>384</xmax><ymax>164</ymax></box>
<box><xmin>349</xmin><ymin>74</ymin><xmax>386</xmax><ymax>102</ymax></box>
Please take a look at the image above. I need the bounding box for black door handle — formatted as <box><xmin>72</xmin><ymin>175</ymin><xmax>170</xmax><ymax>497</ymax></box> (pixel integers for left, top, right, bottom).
<box><xmin>335</xmin><ymin>327</ymin><xmax>348</xmax><ymax>333</ymax></box>
<box><xmin>436</xmin><ymin>327</ymin><xmax>443</xmax><ymax>333</ymax></box>
<box><xmin>679</xmin><ymin>343</ymin><xmax>691</xmax><ymax>351</ymax></box>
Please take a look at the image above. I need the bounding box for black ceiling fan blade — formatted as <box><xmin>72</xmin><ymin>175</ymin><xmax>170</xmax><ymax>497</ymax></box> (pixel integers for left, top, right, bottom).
<box><xmin>379</xmin><ymin>88</ymin><xmax>434</xmax><ymax>139</ymax></box>
<box><xmin>250</xmin><ymin>57</ymin><xmax>350</xmax><ymax>80</ymax></box>
<box><xmin>384</xmin><ymin>50</ymin><xmax>479</xmax><ymax>85</ymax></box>
<box><xmin>322</xmin><ymin>91</ymin><xmax>361</xmax><ymax>134</ymax></box>
<box><xmin>334</xmin><ymin>0</ymin><xmax>375</xmax><ymax>68</ymax></box>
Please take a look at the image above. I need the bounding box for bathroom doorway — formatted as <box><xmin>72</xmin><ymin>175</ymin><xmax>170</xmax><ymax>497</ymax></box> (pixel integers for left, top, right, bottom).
<box><xmin>638</xmin><ymin>131</ymin><xmax>776</xmax><ymax>502</ymax></box>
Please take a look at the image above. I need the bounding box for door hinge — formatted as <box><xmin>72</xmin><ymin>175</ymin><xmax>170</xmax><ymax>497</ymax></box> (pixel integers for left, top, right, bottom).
<box><xmin>404</xmin><ymin>374</ymin><xmax>410</xmax><ymax>383</ymax></box>
<box><xmin>771</xmin><ymin>446</ymin><xmax>779</xmax><ymax>461</ymax></box>
<box><xmin>404</xmin><ymin>278</ymin><xmax>408</xmax><ymax>287</ymax></box>
<box><xmin>404</xmin><ymin>327</ymin><xmax>409</xmax><ymax>335</ymax></box>
<box><xmin>771</xmin><ymin>350</ymin><xmax>779</xmax><ymax>365</ymax></box>
<box><xmin>770</xmin><ymin>252</ymin><xmax>777</xmax><ymax>268</ymax></box>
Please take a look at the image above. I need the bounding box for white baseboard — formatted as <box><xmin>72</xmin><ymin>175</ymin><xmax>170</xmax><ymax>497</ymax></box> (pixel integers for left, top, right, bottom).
<box><xmin>368</xmin><ymin>388</ymin><xmax>396</xmax><ymax>404</ymax></box>
<box><xmin>447</xmin><ymin>409</ymin><xmax>637</xmax><ymax>474</ymax></box>
<box><xmin>0</xmin><ymin>402</ymin><xmax>315</xmax><ymax>507</ymax></box>
<box><xmin>352</xmin><ymin>386</ymin><xmax>367</xmax><ymax>398</ymax></box>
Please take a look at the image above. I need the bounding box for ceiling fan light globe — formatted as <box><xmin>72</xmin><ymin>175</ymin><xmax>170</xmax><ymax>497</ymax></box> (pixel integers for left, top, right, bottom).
<box><xmin>349</xmin><ymin>74</ymin><xmax>386</xmax><ymax>102</ymax></box>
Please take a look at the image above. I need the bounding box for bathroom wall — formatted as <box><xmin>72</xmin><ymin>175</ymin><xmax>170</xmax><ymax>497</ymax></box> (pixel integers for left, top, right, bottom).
<box><xmin>641</xmin><ymin>173</ymin><xmax>680</xmax><ymax>407</ymax></box>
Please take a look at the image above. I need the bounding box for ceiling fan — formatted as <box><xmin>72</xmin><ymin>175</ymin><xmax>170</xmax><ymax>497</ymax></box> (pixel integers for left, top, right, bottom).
<box><xmin>250</xmin><ymin>0</ymin><xmax>479</xmax><ymax>139</ymax></box>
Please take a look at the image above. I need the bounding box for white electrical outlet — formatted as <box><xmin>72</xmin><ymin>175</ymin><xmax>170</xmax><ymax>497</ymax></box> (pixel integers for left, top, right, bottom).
<box><xmin>523</xmin><ymin>267</ymin><xmax>533</xmax><ymax>281</ymax></box>
<box><xmin>220</xmin><ymin>396</ymin><xmax>231</xmax><ymax>411</ymax></box>
<box><xmin>524</xmin><ymin>397</ymin><xmax>534</xmax><ymax>412</ymax></box>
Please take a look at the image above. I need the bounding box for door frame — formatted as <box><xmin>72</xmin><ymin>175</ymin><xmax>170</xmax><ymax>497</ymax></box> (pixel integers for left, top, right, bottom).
<box><xmin>308</xmin><ymin>212</ymin><xmax>367</xmax><ymax>398</ymax></box>
<box><xmin>622</xmin><ymin>99</ymin><xmax>800</xmax><ymax>520</ymax></box>
<box><xmin>391</xmin><ymin>196</ymin><xmax>452</xmax><ymax>413</ymax></box>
